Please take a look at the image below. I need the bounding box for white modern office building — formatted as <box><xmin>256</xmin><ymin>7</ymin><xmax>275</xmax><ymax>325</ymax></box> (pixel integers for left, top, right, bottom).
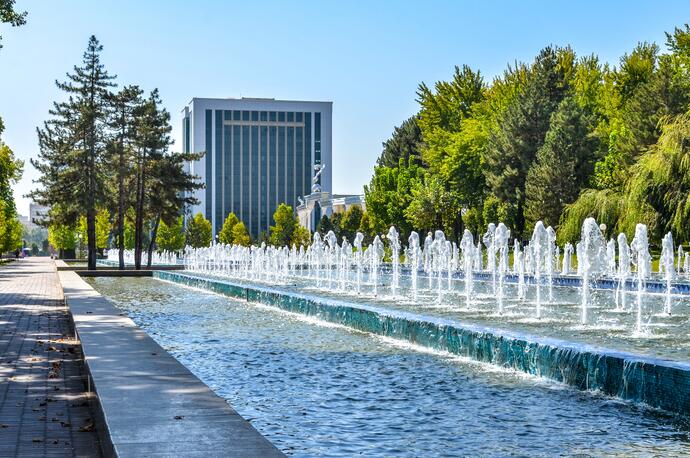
<box><xmin>182</xmin><ymin>97</ymin><xmax>332</xmax><ymax>237</ymax></box>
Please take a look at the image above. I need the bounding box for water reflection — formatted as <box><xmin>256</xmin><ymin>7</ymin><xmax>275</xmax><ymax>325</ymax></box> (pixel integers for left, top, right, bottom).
<box><xmin>89</xmin><ymin>277</ymin><xmax>690</xmax><ymax>457</ymax></box>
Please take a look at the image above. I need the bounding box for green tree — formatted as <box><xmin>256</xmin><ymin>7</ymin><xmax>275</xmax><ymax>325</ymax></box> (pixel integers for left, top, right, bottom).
<box><xmin>270</xmin><ymin>203</ymin><xmax>298</xmax><ymax>246</ymax></box>
<box><xmin>157</xmin><ymin>216</ymin><xmax>185</xmax><ymax>252</ymax></box>
<box><xmin>218</xmin><ymin>212</ymin><xmax>239</xmax><ymax>244</ymax></box>
<box><xmin>417</xmin><ymin>65</ymin><xmax>485</xmax><ymax>133</ymax></box>
<box><xmin>340</xmin><ymin>205</ymin><xmax>363</xmax><ymax>242</ymax></box>
<box><xmin>376</xmin><ymin>116</ymin><xmax>424</xmax><ymax>168</ymax></box>
<box><xmin>484</xmin><ymin>46</ymin><xmax>574</xmax><ymax>236</ymax></box>
<box><xmin>292</xmin><ymin>224</ymin><xmax>311</xmax><ymax>247</ymax></box>
<box><xmin>186</xmin><ymin>212</ymin><xmax>212</xmax><ymax>248</ymax></box>
<box><xmin>358</xmin><ymin>211</ymin><xmax>373</xmax><ymax>245</ymax></box>
<box><xmin>30</xmin><ymin>35</ymin><xmax>116</xmax><ymax>270</ymax></box>
<box><xmin>0</xmin><ymin>136</ymin><xmax>23</xmax><ymax>253</ymax></box>
<box><xmin>48</xmin><ymin>223</ymin><xmax>77</xmax><ymax>258</ymax></box>
<box><xmin>404</xmin><ymin>175</ymin><xmax>457</xmax><ymax>234</ymax></box>
<box><xmin>364</xmin><ymin>157</ymin><xmax>423</xmax><ymax>237</ymax></box>
<box><xmin>315</xmin><ymin>214</ymin><xmax>333</xmax><ymax>236</ymax></box>
<box><xmin>106</xmin><ymin>85</ymin><xmax>143</xmax><ymax>268</ymax></box>
<box><xmin>78</xmin><ymin>209</ymin><xmax>111</xmax><ymax>250</ymax></box>
<box><xmin>524</xmin><ymin>97</ymin><xmax>600</xmax><ymax>230</ymax></box>
<box><xmin>0</xmin><ymin>0</ymin><xmax>26</xmax><ymax>50</ymax></box>
<box><xmin>132</xmin><ymin>89</ymin><xmax>169</xmax><ymax>269</ymax></box>
<box><xmin>144</xmin><ymin>149</ymin><xmax>203</xmax><ymax>266</ymax></box>
<box><xmin>330</xmin><ymin>212</ymin><xmax>343</xmax><ymax>239</ymax></box>
<box><xmin>231</xmin><ymin>221</ymin><xmax>251</xmax><ymax>246</ymax></box>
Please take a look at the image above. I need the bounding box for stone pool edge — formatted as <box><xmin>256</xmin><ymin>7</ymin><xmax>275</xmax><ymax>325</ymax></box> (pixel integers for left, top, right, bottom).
<box><xmin>58</xmin><ymin>269</ymin><xmax>284</xmax><ymax>457</ymax></box>
<box><xmin>155</xmin><ymin>270</ymin><xmax>690</xmax><ymax>418</ymax></box>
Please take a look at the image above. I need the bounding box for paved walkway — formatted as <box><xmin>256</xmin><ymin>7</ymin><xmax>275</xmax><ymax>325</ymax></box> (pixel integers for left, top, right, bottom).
<box><xmin>0</xmin><ymin>258</ymin><xmax>101</xmax><ymax>457</ymax></box>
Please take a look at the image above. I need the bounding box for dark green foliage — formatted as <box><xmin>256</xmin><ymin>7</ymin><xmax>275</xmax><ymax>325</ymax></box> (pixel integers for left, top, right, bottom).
<box><xmin>0</xmin><ymin>0</ymin><xmax>26</xmax><ymax>50</ymax></box>
<box><xmin>376</xmin><ymin>117</ymin><xmax>424</xmax><ymax>168</ymax></box>
<box><xmin>316</xmin><ymin>214</ymin><xmax>334</xmax><ymax>237</ymax></box>
<box><xmin>524</xmin><ymin>97</ymin><xmax>600</xmax><ymax>230</ymax></box>
<box><xmin>30</xmin><ymin>36</ymin><xmax>116</xmax><ymax>269</ymax></box>
<box><xmin>484</xmin><ymin>46</ymin><xmax>573</xmax><ymax>236</ymax></box>
<box><xmin>340</xmin><ymin>206</ymin><xmax>363</xmax><ymax>242</ymax></box>
<box><xmin>185</xmin><ymin>212</ymin><xmax>212</xmax><ymax>248</ymax></box>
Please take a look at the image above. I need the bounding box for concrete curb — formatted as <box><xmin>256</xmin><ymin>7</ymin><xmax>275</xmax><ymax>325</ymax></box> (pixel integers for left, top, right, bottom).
<box><xmin>58</xmin><ymin>269</ymin><xmax>284</xmax><ymax>457</ymax></box>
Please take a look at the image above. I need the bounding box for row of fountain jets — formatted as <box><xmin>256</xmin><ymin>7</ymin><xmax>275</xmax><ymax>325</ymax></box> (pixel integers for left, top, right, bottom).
<box><xmin>179</xmin><ymin>218</ymin><xmax>686</xmax><ymax>332</ymax></box>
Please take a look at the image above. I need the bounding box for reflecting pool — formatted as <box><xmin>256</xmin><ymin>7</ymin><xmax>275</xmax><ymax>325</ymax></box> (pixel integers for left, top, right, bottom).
<box><xmin>88</xmin><ymin>277</ymin><xmax>690</xmax><ymax>456</ymax></box>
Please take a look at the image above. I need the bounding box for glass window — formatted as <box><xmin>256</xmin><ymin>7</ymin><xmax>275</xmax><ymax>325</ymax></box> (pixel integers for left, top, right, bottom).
<box><xmin>278</xmin><ymin>112</ymin><xmax>285</xmax><ymax>122</ymax></box>
<box><xmin>296</xmin><ymin>112</ymin><xmax>303</xmax><ymax>123</ymax></box>
<box><xmin>296</xmin><ymin>126</ymin><xmax>304</xmax><ymax>199</ymax></box>
<box><xmin>278</xmin><ymin>126</ymin><xmax>286</xmax><ymax>206</ymax></box>
<box><xmin>287</xmin><ymin>112</ymin><xmax>294</xmax><ymax>122</ymax></box>
<box><xmin>233</xmin><ymin>125</ymin><xmax>241</xmax><ymax>217</ymax></box>
<box><xmin>241</xmin><ymin>125</ymin><xmax>250</xmax><ymax>222</ymax></box>
<box><xmin>315</xmin><ymin>112</ymin><xmax>321</xmax><ymax>165</ymax></box>
<box><xmin>215</xmin><ymin>110</ymin><xmax>223</xmax><ymax>232</ymax></box>
<box><xmin>251</xmin><ymin>126</ymin><xmax>259</xmax><ymax>236</ymax></box>
<box><xmin>269</xmin><ymin>111</ymin><xmax>277</xmax><ymax>122</ymax></box>
<box><xmin>224</xmin><ymin>124</ymin><xmax>232</xmax><ymax>219</ymax></box>
<box><xmin>304</xmin><ymin>113</ymin><xmax>312</xmax><ymax>194</ymax></box>
<box><xmin>269</xmin><ymin>126</ymin><xmax>277</xmax><ymax>227</ymax></box>
<box><xmin>287</xmin><ymin>126</ymin><xmax>294</xmax><ymax>208</ymax></box>
<box><xmin>251</xmin><ymin>111</ymin><xmax>259</xmax><ymax>122</ymax></box>
<box><xmin>233</xmin><ymin>110</ymin><xmax>241</xmax><ymax>121</ymax></box>
<box><xmin>242</xmin><ymin>110</ymin><xmax>250</xmax><ymax>121</ymax></box>
<box><xmin>260</xmin><ymin>111</ymin><xmax>268</xmax><ymax>122</ymax></box>
<box><xmin>205</xmin><ymin>110</ymin><xmax>212</xmax><ymax>221</ymax></box>
<box><xmin>261</xmin><ymin>126</ymin><xmax>268</xmax><ymax>232</ymax></box>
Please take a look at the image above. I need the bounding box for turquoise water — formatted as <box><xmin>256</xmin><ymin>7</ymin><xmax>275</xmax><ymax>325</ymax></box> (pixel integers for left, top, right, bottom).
<box><xmin>186</xmin><ymin>270</ymin><xmax>690</xmax><ymax>362</ymax></box>
<box><xmin>89</xmin><ymin>277</ymin><xmax>690</xmax><ymax>456</ymax></box>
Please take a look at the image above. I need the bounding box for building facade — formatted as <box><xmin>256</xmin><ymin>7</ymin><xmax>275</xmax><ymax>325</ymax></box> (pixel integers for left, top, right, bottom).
<box><xmin>182</xmin><ymin>97</ymin><xmax>333</xmax><ymax>237</ymax></box>
<box><xmin>296</xmin><ymin>192</ymin><xmax>365</xmax><ymax>233</ymax></box>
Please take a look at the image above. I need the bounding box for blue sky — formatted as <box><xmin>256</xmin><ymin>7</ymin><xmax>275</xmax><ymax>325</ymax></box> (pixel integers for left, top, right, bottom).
<box><xmin>1</xmin><ymin>0</ymin><xmax>689</xmax><ymax>216</ymax></box>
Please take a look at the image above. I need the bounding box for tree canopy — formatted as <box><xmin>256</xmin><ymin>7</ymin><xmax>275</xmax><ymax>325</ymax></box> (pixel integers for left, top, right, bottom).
<box><xmin>363</xmin><ymin>23</ymin><xmax>690</xmax><ymax>245</ymax></box>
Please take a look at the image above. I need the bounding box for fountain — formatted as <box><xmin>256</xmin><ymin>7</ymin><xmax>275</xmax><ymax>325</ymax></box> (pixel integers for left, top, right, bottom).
<box><xmin>354</xmin><ymin>232</ymin><xmax>364</xmax><ymax>294</ymax></box>
<box><xmin>630</xmin><ymin>224</ymin><xmax>652</xmax><ymax>334</ymax></box>
<box><xmin>483</xmin><ymin>223</ymin><xmax>497</xmax><ymax>295</ymax></box>
<box><xmin>387</xmin><ymin>226</ymin><xmax>401</xmax><ymax>296</ymax></box>
<box><xmin>660</xmin><ymin>232</ymin><xmax>675</xmax><ymax>315</ymax></box>
<box><xmin>370</xmin><ymin>235</ymin><xmax>384</xmax><ymax>297</ymax></box>
<box><xmin>460</xmin><ymin>229</ymin><xmax>475</xmax><ymax>307</ymax></box>
<box><xmin>494</xmin><ymin>223</ymin><xmax>510</xmax><ymax>314</ymax></box>
<box><xmin>562</xmin><ymin>243</ymin><xmax>573</xmax><ymax>274</ymax></box>
<box><xmin>408</xmin><ymin>232</ymin><xmax>420</xmax><ymax>301</ymax></box>
<box><xmin>529</xmin><ymin>221</ymin><xmax>549</xmax><ymax>318</ymax></box>
<box><xmin>578</xmin><ymin>218</ymin><xmax>606</xmax><ymax>325</ymax></box>
<box><xmin>615</xmin><ymin>233</ymin><xmax>631</xmax><ymax>311</ymax></box>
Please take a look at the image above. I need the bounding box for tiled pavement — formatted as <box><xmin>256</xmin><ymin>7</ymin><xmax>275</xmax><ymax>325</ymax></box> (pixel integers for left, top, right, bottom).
<box><xmin>0</xmin><ymin>258</ymin><xmax>101</xmax><ymax>457</ymax></box>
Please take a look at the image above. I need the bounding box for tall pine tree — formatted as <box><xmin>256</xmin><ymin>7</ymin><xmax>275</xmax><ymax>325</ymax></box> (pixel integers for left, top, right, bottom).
<box><xmin>484</xmin><ymin>46</ymin><xmax>573</xmax><ymax>236</ymax></box>
<box><xmin>106</xmin><ymin>85</ymin><xmax>143</xmax><ymax>269</ymax></box>
<box><xmin>524</xmin><ymin>97</ymin><xmax>600</xmax><ymax>230</ymax></box>
<box><xmin>30</xmin><ymin>35</ymin><xmax>116</xmax><ymax>269</ymax></box>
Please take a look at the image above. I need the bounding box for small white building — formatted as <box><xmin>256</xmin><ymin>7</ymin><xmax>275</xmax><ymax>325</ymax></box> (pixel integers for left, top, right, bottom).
<box><xmin>297</xmin><ymin>191</ymin><xmax>365</xmax><ymax>232</ymax></box>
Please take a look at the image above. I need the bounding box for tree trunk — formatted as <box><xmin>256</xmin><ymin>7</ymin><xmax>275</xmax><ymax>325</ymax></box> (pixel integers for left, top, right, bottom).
<box><xmin>87</xmin><ymin>207</ymin><xmax>97</xmax><ymax>270</ymax></box>
<box><xmin>117</xmin><ymin>134</ymin><xmax>126</xmax><ymax>270</ymax></box>
<box><xmin>134</xmin><ymin>150</ymin><xmax>146</xmax><ymax>270</ymax></box>
<box><xmin>147</xmin><ymin>215</ymin><xmax>161</xmax><ymax>268</ymax></box>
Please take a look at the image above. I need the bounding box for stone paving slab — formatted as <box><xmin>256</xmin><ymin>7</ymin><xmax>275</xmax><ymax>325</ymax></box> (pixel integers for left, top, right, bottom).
<box><xmin>0</xmin><ymin>258</ymin><xmax>102</xmax><ymax>457</ymax></box>
<box><xmin>58</xmin><ymin>269</ymin><xmax>283</xmax><ymax>457</ymax></box>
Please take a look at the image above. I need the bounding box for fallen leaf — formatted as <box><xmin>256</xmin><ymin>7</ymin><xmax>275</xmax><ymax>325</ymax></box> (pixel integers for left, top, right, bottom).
<box><xmin>79</xmin><ymin>420</ymin><xmax>94</xmax><ymax>432</ymax></box>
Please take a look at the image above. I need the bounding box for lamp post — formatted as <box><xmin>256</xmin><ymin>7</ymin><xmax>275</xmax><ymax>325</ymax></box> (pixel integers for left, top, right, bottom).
<box><xmin>77</xmin><ymin>233</ymin><xmax>83</xmax><ymax>260</ymax></box>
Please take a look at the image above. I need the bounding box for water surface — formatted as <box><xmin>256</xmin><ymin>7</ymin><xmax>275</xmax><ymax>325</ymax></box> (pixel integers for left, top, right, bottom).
<box><xmin>89</xmin><ymin>276</ymin><xmax>690</xmax><ymax>457</ymax></box>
